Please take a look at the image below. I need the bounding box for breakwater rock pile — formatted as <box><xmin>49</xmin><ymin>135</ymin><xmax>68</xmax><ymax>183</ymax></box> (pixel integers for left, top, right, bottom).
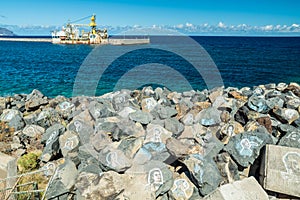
<box><xmin>0</xmin><ymin>83</ymin><xmax>300</xmax><ymax>199</ymax></box>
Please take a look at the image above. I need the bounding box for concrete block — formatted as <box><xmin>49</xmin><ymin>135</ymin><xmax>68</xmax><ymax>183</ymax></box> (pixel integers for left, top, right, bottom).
<box><xmin>0</xmin><ymin>152</ymin><xmax>15</xmax><ymax>179</ymax></box>
<box><xmin>203</xmin><ymin>176</ymin><xmax>268</xmax><ymax>200</ymax></box>
<box><xmin>260</xmin><ymin>144</ymin><xmax>300</xmax><ymax>198</ymax></box>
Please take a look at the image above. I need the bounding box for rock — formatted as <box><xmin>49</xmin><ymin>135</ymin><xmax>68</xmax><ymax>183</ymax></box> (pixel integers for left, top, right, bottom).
<box><xmin>98</xmin><ymin>145</ymin><xmax>132</xmax><ymax>172</ymax></box>
<box><xmin>166</xmin><ymin>138</ymin><xmax>190</xmax><ymax>158</ymax></box>
<box><xmin>164</xmin><ymin>118</ymin><xmax>184</xmax><ymax>136</ymax></box>
<box><xmin>145</xmin><ymin>123</ymin><xmax>172</xmax><ymax>144</ymax></box>
<box><xmin>25</xmin><ymin>89</ymin><xmax>48</xmax><ymax>111</ymax></box>
<box><xmin>195</xmin><ymin>107</ymin><xmax>221</xmax><ymax>126</ymax></box>
<box><xmin>134</xmin><ymin>142</ymin><xmax>171</xmax><ymax>164</ymax></box>
<box><xmin>260</xmin><ymin>144</ymin><xmax>300</xmax><ymax>198</ymax></box>
<box><xmin>170</xmin><ymin>173</ymin><xmax>195</xmax><ymax>200</ymax></box>
<box><xmin>180</xmin><ymin>113</ymin><xmax>195</xmax><ymax>126</ymax></box>
<box><xmin>220</xmin><ymin>110</ymin><xmax>230</xmax><ymax>123</ymax></box>
<box><xmin>272</xmin><ymin>107</ymin><xmax>299</xmax><ymax>124</ymax></box>
<box><xmin>276</xmin><ymin>83</ymin><xmax>288</xmax><ymax>91</ymax></box>
<box><xmin>127</xmin><ymin>160</ymin><xmax>174</xmax><ymax>198</ymax></box>
<box><xmin>142</xmin><ymin>97</ymin><xmax>158</xmax><ymax>112</ymax></box>
<box><xmin>59</xmin><ymin>130</ymin><xmax>80</xmax><ymax>157</ymax></box>
<box><xmin>286</xmin><ymin>97</ymin><xmax>300</xmax><ymax>110</ymax></box>
<box><xmin>203</xmin><ymin>177</ymin><xmax>269</xmax><ymax>200</ymax></box>
<box><xmin>40</xmin><ymin>123</ymin><xmax>65</xmax><ymax>162</ymax></box>
<box><xmin>129</xmin><ymin>110</ymin><xmax>153</xmax><ymax>124</ymax></box>
<box><xmin>224</xmin><ymin>131</ymin><xmax>274</xmax><ymax>167</ymax></box>
<box><xmin>284</xmin><ymin>82</ymin><xmax>300</xmax><ymax>97</ymax></box>
<box><xmin>118</xmin><ymin>137</ymin><xmax>144</xmax><ymax>159</ymax></box>
<box><xmin>152</xmin><ymin>105</ymin><xmax>177</xmax><ymax>120</ymax></box>
<box><xmin>266</xmin><ymin>97</ymin><xmax>284</xmax><ymax>110</ymax></box>
<box><xmin>234</xmin><ymin>106</ymin><xmax>250</xmax><ymax>125</ymax></box>
<box><xmin>90</xmin><ymin>130</ymin><xmax>112</xmax><ymax>152</ymax></box>
<box><xmin>112</xmin><ymin>91</ymin><xmax>131</xmax><ymax>112</ymax></box>
<box><xmin>0</xmin><ymin>109</ymin><xmax>25</xmax><ymax>131</ymax></box>
<box><xmin>46</xmin><ymin>159</ymin><xmax>78</xmax><ymax>199</ymax></box>
<box><xmin>214</xmin><ymin>153</ymin><xmax>240</xmax><ymax>185</ymax></box>
<box><xmin>69</xmin><ymin>110</ymin><xmax>94</xmax><ymax>144</ymax></box>
<box><xmin>228</xmin><ymin>91</ymin><xmax>248</xmax><ymax>102</ymax></box>
<box><xmin>88</xmin><ymin>101</ymin><xmax>115</xmax><ymax>120</ymax></box>
<box><xmin>198</xmin><ymin>131</ymin><xmax>224</xmax><ymax>159</ymax></box>
<box><xmin>0</xmin><ymin>152</ymin><xmax>16</xmax><ymax>179</ymax></box>
<box><xmin>22</xmin><ymin>124</ymin><xmax>45</xmax><ymax>138</ymax></box>
<box><xmin>248</xmin><ymin>95</ymin><xmax>268</xmax><ymax>113</ymax></box>
<box><xmin>117</xmin><ymin>106</ymin><xmax>137</xmax><ymax>118</ymax></box>
<box><xmin>256</xmin><ymin>116</ymin><xmax>272</xmax><ymax>134</ymax></box>
<box><xmin>278</xmin><ymin>129</ymin><xmax>300</xmax><ymax>148</ymax></box>
<box><xmin>209</xmin><ymin>87</ymin><xmax>223</xmax><ymax>103</ymax></box>
<box><xmin>183</xmin><ymin>154</ymin><xmax>222</xmax><ymax>196</ymax></box>
<box><xmin>36</xmin><ymin>107</ymin><xmax>61</xmax><ymax>128</ymax></box>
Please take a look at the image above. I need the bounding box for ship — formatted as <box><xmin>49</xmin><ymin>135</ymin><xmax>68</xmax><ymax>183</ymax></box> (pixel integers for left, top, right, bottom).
<box><xmin>51</xmin><ymin>14</ymin><xmax>150</xmax><ymax>45</ymax></box>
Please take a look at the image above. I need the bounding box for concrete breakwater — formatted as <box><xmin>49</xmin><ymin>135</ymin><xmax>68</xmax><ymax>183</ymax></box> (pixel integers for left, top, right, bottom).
<box><xmin>0</xmin><ymin>37</ymin><xmax>150</xmax><ymax>45</ymax></box>
<box><xmin>0</xmin><ymin>83</ymin><xmax>300</xmax><ymax>199</ymax></box>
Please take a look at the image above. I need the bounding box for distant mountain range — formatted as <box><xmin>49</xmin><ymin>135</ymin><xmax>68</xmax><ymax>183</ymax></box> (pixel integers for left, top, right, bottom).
<box><xmin>0</xmin><ymin>23</ymin><xmax>300</xmax><ymax>36</ymax></box>
<box><xmin>0</xmin><ymin>27</ymin><xmax>15</xmax><ymax>36</ymax></box>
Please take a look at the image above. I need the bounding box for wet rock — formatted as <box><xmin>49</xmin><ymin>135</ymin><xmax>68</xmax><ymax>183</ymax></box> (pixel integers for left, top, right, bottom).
<box><xmin>195</xmin><ymin>107</ymin><xmax>221</xmax><ymax>126</ymax></box>
<box><xmin>0</xmin><ymin>109</ymin><xmax>25</xmax><ymax>131</ymax></box>
<box><xmin>224</xmin><ymin>131</ymin><xmax>274</xmax><ymax>167</ymax></box>
<box><xmin>129</xmin><ymin>110</ymin><xmax>153</xmax><ymax>124</ymax></box>
<box><xmin>164</xmin><ymin>118</ymin><xmax>184</xmax><ymax>136</ymax></box>
<box><xmin>183</xmin><ymin>154</ymin><xmax>222</xmax><ymax>196</ymax></box>
<box><xmin>46</xmin><ymin>159</ymin><xmax>78</xmax><ymax>199</ymax></box>
<box><xmin>272</xmin><ymin>107</ymin><xmax>299</xmax><ymax>124</ymax></box>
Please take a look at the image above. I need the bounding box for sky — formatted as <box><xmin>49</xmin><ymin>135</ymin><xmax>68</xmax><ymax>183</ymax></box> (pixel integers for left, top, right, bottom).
<box><xmin>0</xmin><ymin>0</ymin><xmax>300</xmax><ymax>35</ymax></box>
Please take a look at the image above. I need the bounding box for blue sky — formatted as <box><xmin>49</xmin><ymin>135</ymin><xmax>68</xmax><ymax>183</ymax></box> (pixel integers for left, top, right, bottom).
<box><xmin>1</xmin><ymin>0</ymin><xmax>300</xmax><ymax>35</ymax></box>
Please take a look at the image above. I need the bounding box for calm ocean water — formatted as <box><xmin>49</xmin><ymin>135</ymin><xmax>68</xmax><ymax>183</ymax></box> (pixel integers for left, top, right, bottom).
<box><xmin>0</xmin><ymin>36</ymin><xmax>300</xmax><ymax>97</ymax></box>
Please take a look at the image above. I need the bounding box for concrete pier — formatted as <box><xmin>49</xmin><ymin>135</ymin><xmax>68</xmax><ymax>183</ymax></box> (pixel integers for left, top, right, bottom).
<box><xmin>0</xmin><ymin>37</ymin><xmax>150</xmax><ymax>45</ymax></box>
<box><xmin>0</xmin><ymin>37</ymin><xmax>52</xmax><ymax>42</ymax></box>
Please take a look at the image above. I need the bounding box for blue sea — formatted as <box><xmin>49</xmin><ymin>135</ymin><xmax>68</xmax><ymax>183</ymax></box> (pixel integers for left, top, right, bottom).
<box><xmin>0</xmin><ymin>36</ymin><xmax>300</xmax><ymax>97</ymax></box>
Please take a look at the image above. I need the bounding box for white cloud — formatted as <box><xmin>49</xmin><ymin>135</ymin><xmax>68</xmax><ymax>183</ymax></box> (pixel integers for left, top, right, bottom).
<box><xmin>218</xmin><ymin>22</ymin><xmax>226</xmax><ymax>28</ymax></box>
<box><xmin>263</xmin><ymin>25</ymin><xmax>273</xmax><ymax>31</ymax></box>
<box><xmin>185</xmin><ymin>22</ymin><xmax>193</xmax><ymax>27</ymax></box>
<box><xmin>176</xmin><ymin>24</ymin><xmax>184</xmax><ymax>29</ymax></box>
